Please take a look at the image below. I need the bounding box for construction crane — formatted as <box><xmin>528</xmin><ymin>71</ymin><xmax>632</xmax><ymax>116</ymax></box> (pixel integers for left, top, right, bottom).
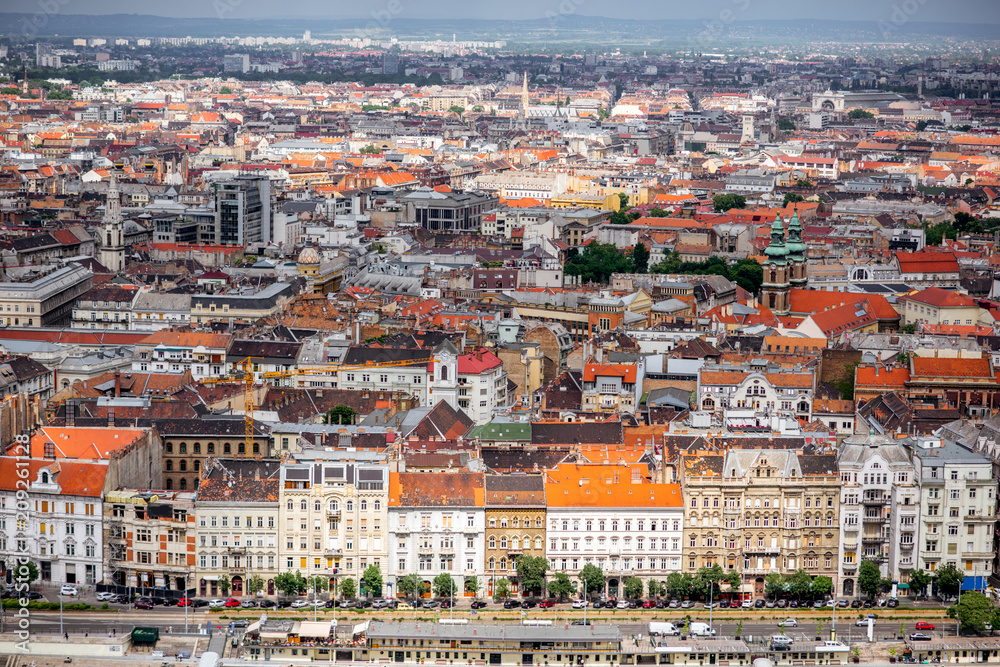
<box><xmin>201</xmin><ymin>355</ymin><xmax>436</xmax><ymax>453</ymax></box>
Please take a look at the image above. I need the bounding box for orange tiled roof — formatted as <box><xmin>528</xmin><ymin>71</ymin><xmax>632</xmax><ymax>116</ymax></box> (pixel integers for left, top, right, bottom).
<box><xmin>28</xmin><ymin>426</ymin><xmax>149</xmax><ymax>460</ymax></box>
<box><xmin>544</xmin><ymin>463</ymin><xmax>682</xmax><ymax>508</ymax></box>
<box><xmin>911</xmin><ymin>356</ymin><xmax>993</xmax><ymax>379</ymax></box>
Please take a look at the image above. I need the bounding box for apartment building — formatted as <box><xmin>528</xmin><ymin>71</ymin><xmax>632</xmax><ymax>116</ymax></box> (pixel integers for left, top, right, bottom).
<box><xmin>697</xmin><ymin>367</ymin><xmax>816</xmax><ymax>424</ymax></box>
<box><xmin>195</xmin><ymin>459</ymin><xmax>281</xmax><ymax>597</ymax></box>
<box><xmin>544</xmin><ymin>463</ymin><xmax>684</xmax><ymax>598</ymax></box>
<box><xmin>912</xmin><ymin>437</ymin><xmax>996</xmax><ymax>590</ymax></box>
<box><xmin>131</xmin><ymin>331</ymin><xmax>232</xmax><ymax>380</ymax></box>
<box><xmin>484</xmin><ymin>474</ymin><xmax>546</xmax><ymax>598</ymax></box>
<box><xmin>70</xmin><ymin>285</ymin><xmax>139</xmax><ymax>330</ymax></box>
<box><xmin>457</xmin><ymin>349</ymin><xmax>510</xmax><ymax>425</ymax></box>
<box><xmin>582</xmin><ymin>361</ymin><xmax>643</xmax><ymax>414</ymax></box>
<box><xmin>388</xmin><ymin>472</ymin><xmax>485</xmax><ymax>598</ymax></box>
<box><xmin>280</xmin><ymin>452</ymin><xmax>391</xmax><ymax>596</ymax></box>
<box><xmin>105</xmin><ymin>490</ymin><xmax>195</xmax><ymax>594</ymax></box>
<box><xmin>679</xmin><ymin>449</ymin><xmax>840</xmax><ymax>599</ymax></box>
<box><xmin>836</xmin><ymin>436</ymin><xmax>919</xmax><ymax>598</ymax></box>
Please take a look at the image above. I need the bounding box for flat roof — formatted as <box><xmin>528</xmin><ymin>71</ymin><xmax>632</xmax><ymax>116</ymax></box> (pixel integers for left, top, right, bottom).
<box><xmin>367</xmin><ymin>621</ymin><xmax>620</xmax><ymax>643</ymax></box>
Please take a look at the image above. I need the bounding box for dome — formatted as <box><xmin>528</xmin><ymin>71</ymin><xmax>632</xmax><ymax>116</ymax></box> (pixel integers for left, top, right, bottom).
<box><xmin>297</xmin><ymin>246</ymin><xmax>320</xmax><ymax>264</ymax></box>
<box><xmin>763</xmin><ymin>216</ymin><xmax>788</xmax><ymax>263</ymax></box>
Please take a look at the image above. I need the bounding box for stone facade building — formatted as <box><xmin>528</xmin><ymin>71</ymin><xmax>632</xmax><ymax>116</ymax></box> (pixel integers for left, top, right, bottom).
<box><xmin>484</xmin><ymin>474</ymin><xmax>546</xmax><ymax>597</ymax></box>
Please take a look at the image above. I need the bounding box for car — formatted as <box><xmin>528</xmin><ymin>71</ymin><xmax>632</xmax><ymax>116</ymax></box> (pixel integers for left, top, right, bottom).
<box><xmin>755</xmin><ymin>599</ymin><xmax>766</xmax><ymax>609</ymax></box>
<box><xmin>225</xmin><ymin>598</ymin><xmax>241</xmax><ymax>608</ymax></box>
<box><xmin>290</xmin><ymin>600</ymin><xmax>310</xmax><ymax>609</ymax></box>
<box><xmin>355</xmin><ymin>599</ymin><xmax>373</xmax><ymax>609</ymax></box>
<box><xmin>439</xmin><ymin>600</ymin><xmax>453</xmax><ymax>609</ymax></box>
<box><xmin>325</xmin><ymin>599</ymin><xmax>338</xmax><ymax>608</ymax></box>
<box><xmin>339</xmin><ymin>599</ymin><xmax>355</xmax><ymax>608</ymax></box>
<box><xmin>771</xmin><ymin>635</ymin><xmax>794</xmax><ymax>645</ymax></box>
<box><xmin>742</xmin><ymin>600</ymin><xmax>753</xmax><ymax>609</ymax></box>
<box><xmin>539</xmin><ymin>599</ymin><xmax>557</xmax><ymax>609</ymax></box>
<box><xmin>642</xmin><ymin>600</ymin><xmax>655</xmax><ymax>609</ymax></box>
<box><xmin>591</xmin><ymin>600</ymin><xmax>603</xmax><ymax>609</ymax></box>
<box><xmin>422</xmin><ymin>599</ymin><xmax>439</xmax><ymax>609</ymax></box>
<box><xmin>208</xmin><ymin>599</ymin><xmax>226</xmax><ymax>608</ymax></box>
<box><xmin>887</xmin><ymin>599</ymin><xmax>899</xmax><ymax>608</ymax></box>
<box><xmin>116</xmin><ymin>594</ymin><xmax>136</xmax><ymax>604</ymax></box>
<box><xmin>681</xmin><ymin>600</ymin><xmax>693</xmax><ymax>609</ymax></box>
<box><xmin>813</xmin><ymin>600</ymin><xmax>826</xmax><ymax>608</ymax></box>
<box><xmin>789</xmin><ymin>600</ymin><xmax>799</xmax><ymax>608</ymax></box>
<box><xmin>233</xmin><ymin>620</ymin><xmax>249</xmax><ymax>629</ymax></box>
<box><xmin>472</xmin><ymin>600</ymin><xmax>488</xmax><ymax>610</ymax></box>
<box><xmin>504</xmin><ymin>599</ymin><xmax>520</xmax><ymax>609</ymax></box>
<box><xmin>96</xmin><ymin>591</ymin><xmax>116</xmax><ymax>602</ymax></box>
<box><xmin>851</xmin><ymin>600</ymin><xmax>861</xmax><ymax>608</ymax></box>
<box><xmin>155</xmin><ymin>597</ymin><xmax>175</xmax><ymax>607</ymax></box>
<box><xmin>915</xmin><ymin>622</ymin><xmax>935</xmax><ymax>631</ymax></box>
<box><xmin>718</xmin><ymin>600</ymin><xmax>730</xmax><ymax>609</ymax></box>
<box><xmin>372</xmin><ymin>599</ymin><xmax>390</xmax><ymax>609</ymax></box>
<box><xmin>241</xmin><ymin>599</ymin><xmax>258</xmax><ymax>608</ymax></box>
<box><xmin>60</xmin><ymin>585</ymin><xmax>78</xmax><ymax>597</ymax></box>
<box><xmin>770</xmin><ymin>643</ymin><xmax>791</xmax><ymax>651</ymax></box>
<box><xmin>135</xmin><ymin>598</ymin><xmax>153</xmax><ymax>610</ymax></box>
<box><xmin>656</xmin><ymin>599</ymin><xmax>668</xmax><ymax>609</ymax></box>
<box><xmin>572</xmin><ymin>600</ymin><xmax>587</xmax><ymax>609</ymax></box>
<box><xmin>191</xmin><ymin>599</ymin><xmax>209</xmax><ymax>608</ymax></box>
<box><xmin>856</xmin><ymin>615</ymin><xmax>876</xmax><ymax>627</ymax></box>
<box><xmin>571</xmin><ymin>620</ymin><xmax>588</xmax><ymax>626</ymax></box>
<box><xmin>765</xmin><ymin>600</ymin><xmax>777</xmax><ymax>608</ymax></box>
<box><xmin>259</xmin><ymin>600</ymin><xmax>276</xmax><ymax>608</ymax></box>
<box><xmin>617</xmin><ymin>600</ymin><xmax>630</xmax><ymax>609</ymax></box>
<box><xmin>838</xmin><ymin>599</ymin><xmax>850</xmax><ymax>608</ymax></box>
<box><xmin>522</xmin><ymin>599</ymin><xmax>538</xmax><ymax>609</ymax></box>
<box><xmin>909</xmin><ymin>633</ymin><xmax>932</xmax><ymax>641</ymax></box>
<box><xmin>776</xmin><ymin>600</ymin><xmax>786</xmax><ymax>608</ymax></box>
<box><xmin>396</xmin><ymin>602</ymin><xmax>413</xmax><ymax>610</ymax></box>
<box><xmin>864</xmin><ymin>600</ymin><xmax>874</xmax><ymax>608</ymax></box>
<box><xmin>778</xmin><ymin>619</ymin><xmax>798</xmax><ymax>628</ymax></box>
<box><xmin>704</xmin><ymin>602</ymin><xmax>717</xmax><ymax>609</ymax></box>
<box><xmin>670</xmin><ymin>600</ymin><xmax>681</xmax><ymax>609</ymax></box>
<box><xmin>311</xmin><ymin>600</ymin><xmax>325</xmax><ymax>608</ymax></box>
<box><xmin>177</xmin><ymin>597</ymin><xmax>194</xmax><ymax>607</ymax></box>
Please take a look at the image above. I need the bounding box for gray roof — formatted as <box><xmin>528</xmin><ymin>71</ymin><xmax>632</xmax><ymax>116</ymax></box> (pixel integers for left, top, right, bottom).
<box><xmin>366</xmin><ymin>621</ymin><xmax>620</xmax><ymax>643</ymax></box>
<box><xmin>132</xmin><ymin>291</ymin><xmax>192</xmax><ymax>313</ymax></box>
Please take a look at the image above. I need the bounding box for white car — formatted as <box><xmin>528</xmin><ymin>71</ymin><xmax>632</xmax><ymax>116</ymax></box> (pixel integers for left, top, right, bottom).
<box><xmin>96</xmin><ymin>591</ymin><xmax>116</xmax><ymax>602</ymax></box>
<box><xmin>572</xmin><ymin>600</ymin><xmax>587</xmax><ymax>609</ymax></box>
<box><xmin>742</xmin><ymin>600</ymin><xmax>753</xmax><ymax>609</ymax></box>
<box><xmin>855</xmin><ymin>615</ymin><xmax>876</xmax><ymax>627</ymax></box>
<box><xmin>778</xmin><ymin>619</ymin><xmax>798</xmax><ymax>627</ymax></box>
<box><xmin>616</xmin><ymin>600</ymin><xmax>630</xmax><ymax>609</ymax></box>
<box><xmin>60</xmin><ymin>585</ymin><xmax>78</xmax><ymax>597</ymax></box>
<box><xmin>290</xmin><ymin>599</ymin><xmax>311</xmax><ymax>609</ymax></box>
<box><xmin>208</xmin><ymin>599</ymin><xmax>226</xmax><ymax>608</ymax></box>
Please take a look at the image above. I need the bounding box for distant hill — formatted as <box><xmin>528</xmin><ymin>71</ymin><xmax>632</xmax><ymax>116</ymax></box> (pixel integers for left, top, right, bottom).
<box><xmin>1</xmin><ymin>12</ymin><xmax>997</xmax><ymax>42</ymax></box>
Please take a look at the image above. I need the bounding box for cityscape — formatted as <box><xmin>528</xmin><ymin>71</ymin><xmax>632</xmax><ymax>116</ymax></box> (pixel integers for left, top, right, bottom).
<box><xmin>1</xmin><ymin>0</ymin><xmax>1000</xmax><ymax>664</ymax></box>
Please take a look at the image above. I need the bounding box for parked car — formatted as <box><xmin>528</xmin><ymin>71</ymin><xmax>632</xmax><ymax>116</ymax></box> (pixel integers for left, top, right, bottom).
<box><xmin>241</xmin><ymin>599</ymin><xmax>258</xmax><ymax>608</ymax></box>
<box><xmin>641</xmin><ymin>599</ymin><xmax>655</xmax><ymax>609</ymax></box>
<box><xmin>539</xmin><ymin>599</ymin><xmax>557</xmax><ymax>609</ymax></box>
<box><xmin>851</xmin><ymin>600</ymin><xmax>861</xmax><ymax>608</ymax></box>
<box><xmin>909</xmin><ymin>633</ymin><xmax>932</xmax><ymax>641</ymax></box>
<box><xmin>177</xmin><ymin>597</ymin><xmax>194</xmax><ymax>607</ymax></box>
<box><xmin>422</xmin><ymin>599</ymin><xmax>439</xmax><ymax>609</ymax></box>
<box><xmin>504</xmin><ymin>599</ymin><xmax>520</xmax><ymax>609</ymax></box>
<box><xmin>259</xmin><ymin>600</ymin><xmax>276</xmax><ymax>608</ymax></box>
<box><xmin>887</xmin><ymin>599</ymin><xmax>899</xmax><ymax>608</ymax></box>
<box><xmin>339</xmin><ymin>599</ymin><xmax>355</xmax><ymax>608</ymax></box>
<box><xmin>778</xmin><ymin>619</ymin><xmax>798</xmax><ymax>627</ymax></box>
<box><xmin>718</xmin><ymin>600</ymin><xmax>730</xmax><ymax>609</ymax></box>
<box><xmin>355</xmin><ymin>599</ymin><xmax>372</xmax><ymax>609</ymax></box>
<box><xmin>396</xmin><ymin>602</ymin><xmax>413</xmax><ymax>610</ymax></box>
<box><xmin>656</xmin><ymin>599</ymin><xmax>669</xmax><ymax>609</ymax></box>
<box><xmin>571</xmin><ymin>620</ymin><xmax>588</xmax><ymax>626</ymax></box>
<box><xmin>704</xmin><ymin>602</ymin><xmax>717</xmax><ymax>609</ymax></box>
<box><xmin>522</xmin><ymin>599</ymin><xmax>538</xmax><ymax>609</ymax></box>
<box><xmin>60</xmin><ymin>585</ymin><xmax>78</xmax><ymax>597</ymax></box>
<box><xmin>134</xmin><ymin>598</ymin><xmax>153</xmax><ymax>610</ymax></box>
<box><xmin>325</xmin><ymin>599</ymin><xmax>338</xmax><ymax>608</ymax></box>
<box><xmin>813</xmin><ymin>600</ymin><xmax>825</xmax><ymax>609</ymax></box>
<box><xmin>156</xmin><ymin>597</ymin><xmax>175</xmax><ymax>607</ymax></box>
<box><xmin>755</xmin><ymin>599</ymin><xmax>766</xmax><ymax>609</ymax></box>
<box><xmin>670</xmin><ymin>600</ymin><xmax>681</xmax><ymax>609</ymax></box>
<box><xmin>191</xmin><ymin>599</ymin><xmax>209</xmax><ymax>608</ymax></box>
<box><xmin>838</xmin><ymin>599</ymin><xmax>850</xmax><ymax>608</ymax></box>
<box><xmin>788</xmin><ymin>600</ymin><xmax>799</xmax><ymax>608</ymax></box>
<box><xmin>864</xmin><ymin>600</ymin><xmax>874</xmax><ymax>608</ymax></box>
<box><xmin>915</xmin><ymin>622</ymin><xmax>935</xmax><ymax>630</ymax></box>
<box><xmin>439</xmin><ymin>600</ymin><xmax>453</xmax><ymax>609</ymax></box>
<box><xmin>471</xmin><ymin>600</ymin><xmax>487</xmax><ymax>609</ymax></box>
<box><xmin>775</xmin><ymin>600</ymin><xmax>786</xmax><ymax>608</ymax></box>
<box><xmin>224</xmin><ymin>598</ymin><xmax>241</xmax><ymax>608</ymax></box>
<box><xmin>681</xmin><ymin>600</ymin><xmax>693</xmax><ymax>609</ymax></box>
<box><xmin>765</xmin><ymin>600</ymin><xmax>776</xmax><ymax>608</ymax></box>
<box><xmin>289</xmin><ymin>600</ymin><xmax>310</xmax><ymax>609</ymax></box>
<box><xmin>209</xmin><ymin>599</ymin><xmax>226</xmax><ymax>609</ymax></box>
<box><xmin>572</xmin><ymin>600</ymin><xmax>587</xmax><ymax>609</ymax></box>
<box><xmin>741</xmin><ymin>600</ymin><xmax>753</xmax><ymax>609</ymax></box>
<box><xmin>96</xmin><ymin>591</ymin><xmax>116</xmax><ymax>602</ymax></box>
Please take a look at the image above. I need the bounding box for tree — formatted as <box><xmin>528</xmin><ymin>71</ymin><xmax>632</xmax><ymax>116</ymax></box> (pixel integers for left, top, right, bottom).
<box><xmin>340</xmin><ymin>577</ymin><xmax>357</xmax><ymax>599</ymax></box>
<box><xmin>858</xmin><ymin>560</ymin><xmax>882</xmax><ymax>599</ymax></box>
<box><xmin>795</xmin><ymin>179</ymin><xmax>814</xmax><ymax>188</ymax></box>
<box><xmin>695</xmin><ymin>564</ymin><xmax>727</xmax><ymax>600</ymax></box>
<box><xmin>787</xmin><ymin>570</ymin><xmax>813</xmax><ymax>599</ymax></box>
<box><xmin>515</xmin><ymin>555</ymin><xmax>548</xmax><ymax>597</ymax></box>
<box><xmin>783</xmin><ymin>192</ymin><xmax>805</xmax><ymax>205</ymax></box>
<box><xmin>915</xmin><ymin>120</ymin><xmax>927</xmax><ymax>132</ymax></box>
<box><xmin>564</xmin><ymin>242</ymin><xmax>633</xmax><ymax>284</ymax></box>
<box><xmin>909</xmin><ymin>569</ymin><xmax>932</xmax><ymax>596</ymax></box>
<box><xmin>777</xmin><ymin>118</ymin><xmax>795</xmax><ymax>131</ymax></box>
<box><xmin>306</xmin><ymin>575</ymin><xmax>329</xmax><ymax>594</ymax></box>
<box><xmin>617</xmin><ymin>192</ymin><xmax>631</xmax><ymax>210</ymax></box>
<box><xmin>219</xmin><ymin>86</ymin><xmax>233</xmax><ymax>95</ymax></box>
<box><xmin>547</xmin><ymin>572</ymin><xmax>575</xmax><ymax>600</ymax></box>
<box><xmin>648</xmin><ymin>207</ymin><xmax>670</xmax><ymax>218</ymax></box>
<box><xmin>472</xmin><ymin>105</ymin><xmax>484</xmax><ymax>112</ymax></box>
<box><xmin>623</xmin><ymin>577</ymin><xmax>644</xmax><ymax>600</ymax></box>
<box><xmin>324</xmin><ymin>404</ymin><xmax>358</xmax><ymax>425</ymax></box>
<box><xmin>764</xmin><ymin>573</ymin><xmax>786</xmax><ymax>599</ymax></box>
<box><xmin>732</xmin><ymin>259</ymin><xmax>764</xmax><ymax>294</ymax></box>
<box><xmin>14</xmin><ymin>561</ymin><xmax>39</xmax><ymax>585</ymax></box>
<box><xmin>361</xmin><ymin>564</ymin><xmax>383</xmax><ymax>599</ymax></box>
<box><xmin>448</xmin><ymin>105</ymin><xmax>465</xmax><ymax>115</ymax></box>
<box><xmin>1</xmin><ymin>87</ymin><xmax>21</xmax><ymax>95</ymax></box>
<box><xmin>494</xmin><ymin>578</ymin><xmax>511</xmax><ymax>600</ymax></box>
<box><xmin>666</xmin><ymin>572</ymin><xmax>693</xmax><ymax>600</ymax></box>
<box><xmin>247</xmin><ymin>574</ymin><xmax>265</xmax><ymax>596</ymax></box>
<box><xmin>397</xmin><ymin>573</ymin><xmax>423</xmax><ymax>600</ymax></box>
<box><xmin>725</xmin><ymin>570</ymin><xmax>742</xmax><ymax>591</ymax></box>
<box><xmin>935</xmin><ymin>563</ymin><xmax>963</xmax><ymax>597</ymax></box>
<box><xmin>948</xmin><ymin>591</ymin><xmax>1000</xmax><ymax>635</ymax></box>
<box><xmin>465</xmin><ymin>576</ymin><xmax>480</xmax><ymax>597</ymax></box>
<box><xmin>219</xmin><ymin>574</ymin><xmax>231</xmax><ymax>596</ymax></box>
<box><xmin>433</xmin><ymin>573</ymin><xmax>456</xmax><ymax>598</ymax></box>
<box><xmin>631</xmin><ymin>242</ymin><xmax>650</xmax><ymax>274</ymax></box>
<box><xmin>275</xmin><ymin>570</ymin><xmax>306</xmax><ymax>597</ymax></box>
<box><xmin>359</xmin><ymin>144</ymin><xmax>381</xmax><ymax>154</ymax></box>
<box><xmin>578</xmin><ymin>563</ymin><xmax>605</xmax><ymax>599</ymax></box>
<box><xmin>648</xmin><ymin>579</ymin><xmax>664</xmax><ymax>598</ymax></box>
<box><xmin>901</xmin><ymin>323</ymin><xmax>917</xmax><ymax>334</ymax></box>
<box><xmin>811</xmin><ymin>576</ymin><xmax>833</xmax><ymax>599</ymax></box>
<box><xmin>848</xmin><ymin>108</ymin><xmax>875</xmax><ymax>119</ymax></box>
<box><xmin>713</xmin><ymin>194</ymin><xmax>747</xmax><ymax>212</ymax></box>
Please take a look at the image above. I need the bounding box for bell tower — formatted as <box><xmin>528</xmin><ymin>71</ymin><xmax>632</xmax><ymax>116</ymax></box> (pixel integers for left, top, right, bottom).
<box><xmin>761</xmin><ymin>215</ymin><xmax>790</xmax><ymax>315</ymax></box>
<box><xmin>99</xmin><ymin>172</ymin><xmax>126</xmax><ymax>273</ymax></box>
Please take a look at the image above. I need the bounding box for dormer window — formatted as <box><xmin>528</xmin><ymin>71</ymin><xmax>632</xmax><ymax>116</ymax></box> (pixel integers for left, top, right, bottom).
<box><xmin>40</xmin><ymin>471</ymin><xmax>49</xmax><ymax>484</ymax></box>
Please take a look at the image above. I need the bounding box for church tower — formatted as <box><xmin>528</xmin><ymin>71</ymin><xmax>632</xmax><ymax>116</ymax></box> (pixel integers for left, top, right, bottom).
<box><xmin>784</xmin><ymin>210</ymin><xmax>809</xmax><ymax>290</ymax></box>
<box><xmin>99</xmin><ymin>172</ymin><xmax>126</xmax><ymax>273</ymax></box>
<box><xmin>761</xmin><ymin>215</ymin><xmax>790</xmax><ymax>315</ymax></box>
<box><xmin>518</xmin><ymin>71</ymin><xmax>529</xmax><ymax>129</ymax></box>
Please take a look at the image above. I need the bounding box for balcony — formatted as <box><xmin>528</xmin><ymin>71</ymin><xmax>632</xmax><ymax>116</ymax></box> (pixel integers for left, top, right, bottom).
<box><xmin>324</xmin><ymin>548</ymin><xmax>343</xmax><ymax>557</ymax></box>
<box><xmin>327</xmin><ymin>508</ymin><xmax>341</xmax><ymax>518</ymax></box>
<box><xmin>506</xmin><ymin>548</ymin><xmax>523</xmax><ymax>555</ymax></box>
<box><xmin>230</xmin><ymin>565</ymin><xmax>247</xmax><ymax>573</ymax></box>
<box><xmin>418</xmin><ymin>546</ymin><xmax>435</xmax><ymax>555</ymax></box>
<box><xmin>227</xmin><ymin>546</ymin><xmax>247</xmax><ymax>554</ymax></box>
<box><xmin>842</xmin><ymin>562</ymin><xmax>857</xmax><ymax>572</ymax></box>
<box><xmin>862</xmin><ymin>536</ymin><xmax>887</xmax><ymax>544</ymax></box>
<box><xmin>862</xmin><ymin>497</ymin><xmax>888</xmax><ymax>506</ymax></box>
<box><xmin>863</xmin><ymin>515</ymin><xmax>887</xmax><ymax>524</ymax></box>
<box><xmin>744</xmin><ymin>547</ymin><xmax>781</xmax><ymax>555</ymax></box>
<box><xmin>843</xmin><ymin>544</ymin><xmax>858</xmax><ymax>552</ymax></box>
<box><xmin>967</xmin><ymin>513</ymin><xmax>998</xmax><ymax>522</ymax></box>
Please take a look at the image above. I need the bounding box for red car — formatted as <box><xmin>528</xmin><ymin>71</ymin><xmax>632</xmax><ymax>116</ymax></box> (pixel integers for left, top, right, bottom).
<box><xmin>539</xmin><ymin>599</ymin><xmax>557</xmax><ymax>609</ymax></box>
<box><xmin>224</xmin><ymin>598</ymin><xmax>242</xmax><ymax>608</ymax></box>
<box><xmin>642</xmin><ymin>600</ymin><xmax>655</xmax><ymax>609</ymax></box>
<box><xmin>177</xmin><ymin>597</ymin><xmax>193</xmax><ymax>607</ymax></box>
<box><xmin>915</xmin><ymin>622</ymin><xmax>935</xmax><ymax>631</ymax></box>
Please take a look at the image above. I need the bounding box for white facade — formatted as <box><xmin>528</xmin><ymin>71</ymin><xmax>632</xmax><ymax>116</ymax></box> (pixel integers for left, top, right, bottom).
<box><xmin>388</xmin><ymin>505</ymin><xmax>485</xmax><ymax>596</ymax></box>
<box><xmin>456</xmin><ymin>350</ymin><xmax>509</xmax><ymax>425</ymax></box>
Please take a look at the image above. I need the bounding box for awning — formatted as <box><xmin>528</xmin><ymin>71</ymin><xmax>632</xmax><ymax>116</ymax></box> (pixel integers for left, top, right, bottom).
<box><xmin>353</xmin><ymin>621</ymin><xmax>369</xmax><ymax>636</ymax></box>
<box><xmin>962</xmin><ymin>575</ymin><xmax>988</xmax><ymax>591</ymax></box>
<box><xmin>260</xmin><ymin>631</ymin><xmax>288</xmax><ymax>641</ymax></box>
<box><xmin>896</xmin><ymin>583</ymin><xmax>909</xmax><ymax>589</ymax></box>
<box><xmin>246</xmin><ymin>621</ymin><xmax>261</xmax><ymax>634</ymax></box>
<box><xmin>297</xmin><ymin>621</ymin><xmax>335</xmax><ymax>638</ymax></box>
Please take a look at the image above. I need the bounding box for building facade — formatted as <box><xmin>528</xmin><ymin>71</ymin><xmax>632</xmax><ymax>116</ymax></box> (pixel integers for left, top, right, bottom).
<box><xmin>484</xmin><ymin>474</ymin><xmax>546</xmax><ymax>597</ymax></box>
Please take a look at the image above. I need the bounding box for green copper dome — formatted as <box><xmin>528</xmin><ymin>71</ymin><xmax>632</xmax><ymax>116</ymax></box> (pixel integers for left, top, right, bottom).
<box><xmin>763</xmin><ymin>215</ymin><xmax>788</xmax><ymax>265</ymax></box>
<box><xmin>785</xmin><ymin>211</ymin><xmax>807</xmax><ymax>262</ymax></box>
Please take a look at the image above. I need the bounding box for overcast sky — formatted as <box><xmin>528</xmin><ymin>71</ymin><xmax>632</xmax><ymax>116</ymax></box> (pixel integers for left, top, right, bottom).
<box><xmin>4</xmin><ymin>0</ymin><xmax>1000</xmax><ymax>22</ymax></box>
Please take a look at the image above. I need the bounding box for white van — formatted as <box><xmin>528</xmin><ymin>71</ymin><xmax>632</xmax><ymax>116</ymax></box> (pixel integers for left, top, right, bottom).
<box><xmin>648</xmin><ymin>622</ymin><xmax>680</xmax><ymax>636</ymax></box>
<box><xmin>689</xmin><ymin>622</ymin><xmax>716</xmax><ymax>637</ymax></box>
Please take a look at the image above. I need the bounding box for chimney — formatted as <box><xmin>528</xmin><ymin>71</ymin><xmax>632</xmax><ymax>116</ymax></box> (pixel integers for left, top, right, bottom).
<box><xmin>108</xmin><ymin>408</ymin><xmax>115</xmax><ymax>428</ymax></box>
<box><xmin>114</xmin><ymin>371</ymin><xmax>121</xmax><ymax>398</ymax></box>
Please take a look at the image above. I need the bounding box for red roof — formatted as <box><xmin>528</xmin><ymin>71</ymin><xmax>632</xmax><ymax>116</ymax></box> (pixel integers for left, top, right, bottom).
<box><xmin>901</xmin><ymin>287</ymin><xmax>977</xmax><ymax>309</ymax></box>
<box><xmin>0</xmin><ymin>458</ymin><xmax>107</xmax><ymax>497</ymax></box>
<box><xmin>583</xmin><ymin>363</ymin><xmax>638</xmax><ymax>384</ymax></box>
<box><xmin>911</xmin><ymin>357</ymin><xmax>993</xmax><ymax>379</ymax></box>
<box><xmin>895</xmin><ymin>250</ymin><xmax>960</xmax><ymax>274</ymax></box>
<box><xmin>457</xmin><ymin>349</ymin><xmax>502</xmax><ymax>374</ymax></box>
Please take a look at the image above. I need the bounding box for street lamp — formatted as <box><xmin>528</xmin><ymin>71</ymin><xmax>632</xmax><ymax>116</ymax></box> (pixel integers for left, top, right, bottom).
<box><xmin>184</xmin><ymin>574</ymin><xmax>189</xmax><ymax>634</ymax></box>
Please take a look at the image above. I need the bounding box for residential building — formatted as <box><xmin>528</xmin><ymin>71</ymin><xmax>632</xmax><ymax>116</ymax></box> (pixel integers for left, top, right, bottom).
<box><xmin>484</xmin><ymin>474</ymin><xmax>546</xmax><ymax>597</ymax></box>
<box><xmin>190</xmin><ymin>282</ymin><xmax>297</xmax><ymax>327</ymax></box>
<box><xmin>0</xmin><ymin>264</ymin><xmax>93</xmax><ymax>327</ymax></box>
<box><xmin>679</xmin><ymin>449</ymin><xmax>841</xmax><ymax>599</ymax></box>
<box><xmin>71</xmin><ymin>285</ymin><xmax>139</xmax><ymax>330</ymax></box>
<box><xmin>157</xmin><ymin>418</ymin><xmax>271</xmax><ymax>492</ymax></box>
<box><xmin>912</xmin><ymin>437</ymin><xmax>996</xmax><ymax>589</ymax></box>
<box><xmin>131</xmin><ymin>331</ymin><xmax>232</xmax><ymax>380</ymax></box>
<box><xmin>544</xmin><ymin>463</ymin><xmax>684</xmax><ymax>597</ymax></box>
<box><xmin>388</xmin><ymin>472</ymin><xmax>485</xmax><ymax>598</ymax></box>
<box><xmin>195</xmin><ymin>458</ymin><xmax>281</xmax><ymax>597</ymax></box>
<box><xmin>130</xmin><ymin>292</ymin><xmax>192</xmax><ymax>331</ymax></box>
<box><xmin>213</xmin><ymin>174</ymin><xmax>274</xmax><ymax>245</ymax></box>
<box><xmin>279</xmin><ymin>451</ymin><xmax>391</xmax><ymax>596</ymax></box>
<box><xmin>104</xmin><ymin>490</ymin><xmax>195</xmax><ymax>594</ymax></box>
<box><xmin>899</xmin><ymin>288</ymin><xmax>992</xmax><ymax>328</ymax></box>
<box><xmin>582</xmin><ymin>361</ymin><xmax>643</xmax><ymax>414</ymax></box>
<box><xmin>457</xmin><ymin>348</ymin><xmax>510</xmax><ymax>425</ymax></box>
<box><xmin>836</xmin><ymin>435</ymin><xmax>919</xmax><ymax>598</ymax></box>
<box><xmin>402</xmin><ymin>187</ymin><xmax>496</xmax><ymax>233</ymax></box>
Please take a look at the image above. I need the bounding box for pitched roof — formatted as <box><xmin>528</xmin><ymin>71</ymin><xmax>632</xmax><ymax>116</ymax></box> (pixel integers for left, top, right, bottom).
<box><xmin>911</xmin><ymin>356</ymin><xmax>993</xmax><ymax>379</ymax></box>
<box><xmin>583</xmin><ymin>363</ymin><xmax>638</xmax><ymax>383</ymax></box>
<box><xmin>902</xmin><ymin>287</ymin><xmax>977</xmax><ymax>309</ymax></box>
<box><xmin>544</xmin><ymin>463</ymin><xmax>683</xmax><ymax>508</ymax></box>
<box><xmin>0</xmin><ymin>458</ymin><xmax>107</xmax><ymax>497</ymax></box>
<box><xmin>26</xmin><ymin>426</ymin><xmax>149</xmax><ymax>460</ymax></box>
<box><xmin>484</xmin><ymin>474</ymin><xmax>546</xmax><ymax>507</ymax></box>
<box><xmin>388</xmin><ymin>471</ymin><xmax>485</xmax><ymax>507</ymax></box>
<box><xmin>458</xmin><ymin>349</ymin><xmax>503</xmax><ymax>374</ymax></box>
<box><xmin>531</xmin><ymin>421</ymin><xmax>623</xmax><ymax>445</ymax></box>
<box><xmin>894</xmin><ymin>250</ymin><xmax>960</xmax><ymax>273</ymax></box>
